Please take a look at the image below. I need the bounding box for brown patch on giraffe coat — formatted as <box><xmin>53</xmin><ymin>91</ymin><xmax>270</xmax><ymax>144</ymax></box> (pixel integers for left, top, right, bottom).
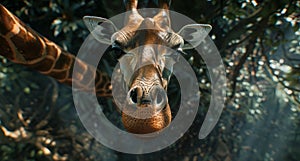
<box><xmin>0</xmin><ymin>5</ymin><xmax>14</xmax><ymax>35</ymax></box>
<box><xmin>79</xmin><ymin>66</ymin><xmax>96</xmax><ymax>86</ymax></box>
<box><xmin>71</xmin><ymin>59</ymin><xmax>88</xmax><ymax>80</ymax></box>
<box><xmin>10</xmin><ymin>28</ymin><xmax>44</xmax><ymax>61</ymax></box>
<box><xmin>29</xmin><ymin>57</ymin><xmax>56</xmax><ymax>72</ymax></box>
<box><xmin>48</xmin><ymin>69</ymin><xmax>69</xmax><ymax>81</ymax></box>
<box><xmin>95</xmin><ymin>72</ymin><xmax>112</xmax><ymax>94</ymax></box>
<box><xmin>0</xmin><ymin>36</ymin><xmax>13</xmax><ymax>59</ymax></box>
<box><xmin>53</xmin><ymin>52</ymin><xmax>73</xmax><ymax>70</ymax></box>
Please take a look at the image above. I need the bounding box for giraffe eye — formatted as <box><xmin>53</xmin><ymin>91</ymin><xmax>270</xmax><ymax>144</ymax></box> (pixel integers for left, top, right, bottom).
<box><xmin>111</xmin><ymin>41</ymin><xmax>126</xmax><ymax>59</ymax></box>
<box><xmin>171</xmin><ymin>41</ymin><xmax>184</xmax><ymax>53</ymax></box>
<box><xmin>113</xmin><ymin>40</ymin><xmax>123</xmax><ymax>47</ymax></box>
<box><xmin>171</xmin><ymin>43</ymin><xmax>185</xmax><ymax>56</ymax></box>
<box><xmin>171</xmin><ymin>43</ymin><xmax>181</xmax><ymax>50</ymax></box>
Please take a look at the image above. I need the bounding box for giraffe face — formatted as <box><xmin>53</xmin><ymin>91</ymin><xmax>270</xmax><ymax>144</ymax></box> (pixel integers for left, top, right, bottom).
<box><xmin>112</xmin><ymin>11</ymin><xmax>182</xmax><ymax>134</ymax></box>
<box><xmin>83</xmin><ymin>9</ymin><xmax>211</xmax><ymax>134</ymax></box>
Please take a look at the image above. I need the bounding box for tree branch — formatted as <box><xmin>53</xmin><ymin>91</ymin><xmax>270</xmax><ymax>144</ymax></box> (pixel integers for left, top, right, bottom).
<box><xmin>229</xmin><ymin>38</ymin><xmax>256</xmax><ymax>99</ymax></box>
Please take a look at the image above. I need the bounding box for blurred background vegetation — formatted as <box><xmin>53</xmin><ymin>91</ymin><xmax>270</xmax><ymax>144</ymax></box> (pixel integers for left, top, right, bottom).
<box><xmin>0</xmin><ymin>0</ymin><xmax>299</xmax><ymax>160</ymax></box>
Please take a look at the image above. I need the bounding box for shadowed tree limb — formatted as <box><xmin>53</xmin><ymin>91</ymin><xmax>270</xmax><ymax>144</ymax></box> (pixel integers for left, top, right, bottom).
<box><xmin>228</xmin><ymin>17</ymin><xmax>268</xmax><ymax>99</ymax></box>
<box><xmin>219</xmin><ymin>0</ymin><xmax>292</xmax><ymax>53</ymax></box>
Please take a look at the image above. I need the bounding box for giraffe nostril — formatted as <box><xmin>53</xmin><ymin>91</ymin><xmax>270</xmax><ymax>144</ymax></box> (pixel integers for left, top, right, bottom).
<box><xmin>129</xmin><ymin>88</ymin><xmax>138</xmax><ymax>104</ymax></box>
<box><xmin>156</xmin><ymin>91</ymin><xmax>163</xmax><ymax>105</ymax></box>
<box><xmin>153</xmin><ymin>87</ymin><xmax>167</xmax><ymax>111</ymax></box>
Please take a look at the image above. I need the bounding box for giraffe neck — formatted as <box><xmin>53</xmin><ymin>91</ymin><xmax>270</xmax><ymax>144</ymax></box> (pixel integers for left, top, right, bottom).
<box><xmin>0</xmin><ymin>4</ymin><xmax>112</xmax><ymax>97</ymax></box>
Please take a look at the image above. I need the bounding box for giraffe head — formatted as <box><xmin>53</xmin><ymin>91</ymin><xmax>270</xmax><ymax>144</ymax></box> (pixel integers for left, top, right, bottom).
<box><xmin>83</xmin><ymin>0</ymin><xmax>211</xmax><ymax>134</ymax></box>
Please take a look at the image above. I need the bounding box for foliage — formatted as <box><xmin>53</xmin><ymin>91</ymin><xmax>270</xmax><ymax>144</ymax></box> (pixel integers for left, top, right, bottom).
<box><xmin>0</xmin><ymin>0</ymin><xmax>299</xmax><ymax>161</ymax></box>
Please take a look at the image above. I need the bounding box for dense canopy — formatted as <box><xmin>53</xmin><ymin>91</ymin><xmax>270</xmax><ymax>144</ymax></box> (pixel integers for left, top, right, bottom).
<box><xmin>0</xmin><ymin>0</ymin><xmax>299</xmax><ymax>160</ymax></box>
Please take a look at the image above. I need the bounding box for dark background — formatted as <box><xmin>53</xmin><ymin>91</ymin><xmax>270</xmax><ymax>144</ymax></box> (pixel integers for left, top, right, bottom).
<box><xmin>0</xmin><ymin>0</ymin><xmax>299</xmax><ymax>160</ymax></box>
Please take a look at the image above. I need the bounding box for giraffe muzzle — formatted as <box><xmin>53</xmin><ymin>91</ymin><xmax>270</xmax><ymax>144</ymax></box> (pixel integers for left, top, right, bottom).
<box><xmin>122</xmin><ymin>85</ymin><xmax>171</xmax><ymax>134</ymax></box>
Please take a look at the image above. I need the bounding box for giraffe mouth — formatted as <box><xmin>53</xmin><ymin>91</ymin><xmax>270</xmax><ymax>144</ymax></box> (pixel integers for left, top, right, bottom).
<box><xmin>121</xmin><ymin>103</ymin><xmax>171</xmax><ymax>134</ymax></box>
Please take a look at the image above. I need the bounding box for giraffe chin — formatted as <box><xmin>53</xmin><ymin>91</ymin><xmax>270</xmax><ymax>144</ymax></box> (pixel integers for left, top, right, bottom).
<box><xmin>121</xmin><ymin>104</ymin><xmax>171</xmax><ymax>134</ymax></box>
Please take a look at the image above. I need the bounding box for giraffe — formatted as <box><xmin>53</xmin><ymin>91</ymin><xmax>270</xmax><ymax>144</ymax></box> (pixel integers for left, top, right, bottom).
<box><xmin>0</xmin><ymin>4</ymin><xmax>112</xmax><ymax>97</ymax></box>
<box><xmin>0</xmin><ymin>1</ymin><xmax>211</xmax><ymax>134</ymax></box>
<box><xmin>83</xmin><ymin>0</ymin><xmax>212</xmax><ymax>134</ymax></box>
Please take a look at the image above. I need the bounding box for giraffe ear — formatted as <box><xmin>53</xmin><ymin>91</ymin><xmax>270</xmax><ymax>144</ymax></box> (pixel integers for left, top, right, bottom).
<box><xmin>83</xmin><ymin>16</ymin><xmax>118</xmax><ymax>45</ymax></box>
<box><xmin>178</xmin><ymin>24</ymin><xmax>212</xmax><ymax>50</ymax></box>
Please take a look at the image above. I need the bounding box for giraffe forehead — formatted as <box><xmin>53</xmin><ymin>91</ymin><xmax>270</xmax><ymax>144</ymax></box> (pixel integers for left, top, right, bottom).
<box><xmin>136</xmin><ymin>18</ymin><xmax>170</xmax><ymax>44</ymax></box>
<box><xmin>125</xmin><ymin>15</ymin><xmax>166</xmax><ymax>33</ymax></box>
<box><xmin>138</xmin><ymin>17</ymin><xmax>167</xmax><ymax>31</ymax></box>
